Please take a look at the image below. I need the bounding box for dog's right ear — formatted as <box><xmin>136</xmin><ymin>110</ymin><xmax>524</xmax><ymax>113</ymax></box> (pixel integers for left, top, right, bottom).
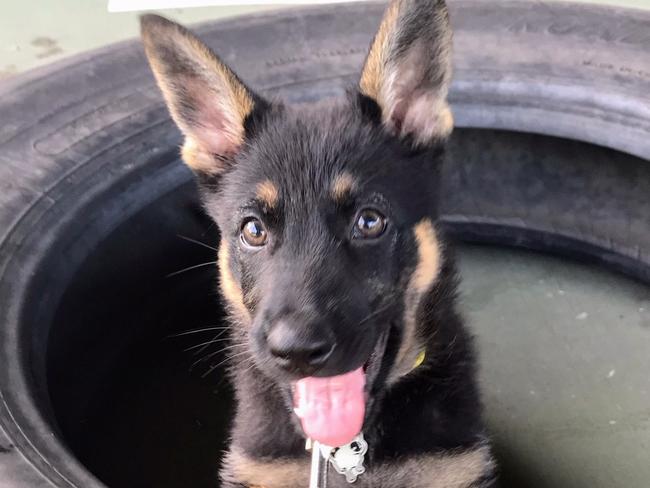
<box><xmin>141</xmin><ymin>14</ymin><xmax>266</xmax><ymax>175</ymax></box>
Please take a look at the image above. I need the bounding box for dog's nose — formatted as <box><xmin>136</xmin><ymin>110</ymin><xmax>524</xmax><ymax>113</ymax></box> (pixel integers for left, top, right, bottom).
<box><xmin>266</xmin><ymin>319</ymin><xmax>334</xmax><ymax>375</ymax></box>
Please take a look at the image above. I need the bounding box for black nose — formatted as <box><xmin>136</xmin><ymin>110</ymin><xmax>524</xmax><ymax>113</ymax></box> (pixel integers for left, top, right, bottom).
<box><xmin>266</xmin><ymin>319</ymin><xmax>334</xmax><ymax>375</ymax></box>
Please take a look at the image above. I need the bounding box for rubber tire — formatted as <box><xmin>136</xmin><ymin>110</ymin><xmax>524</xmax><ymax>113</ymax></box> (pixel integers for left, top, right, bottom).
<box><xmin>0</xmin><ymin>1</ymin><xmax>649</xmax><ymax>487</ymax></box>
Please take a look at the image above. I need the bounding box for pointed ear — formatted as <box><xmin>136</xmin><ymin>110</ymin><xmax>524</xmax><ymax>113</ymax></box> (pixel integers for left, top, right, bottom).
<box><xmin>360</xmin><ymin>0</ymin><xmax>454</xmax><ymax>145</ymax></box>
<box><xmin>141</xmin><ymin>14</ymin><xmax>265</xmax><ymax>175</ymax></box>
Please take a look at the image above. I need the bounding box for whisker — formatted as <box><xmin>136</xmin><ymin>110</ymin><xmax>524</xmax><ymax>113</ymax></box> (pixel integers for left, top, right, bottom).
<box><xmin>356</xmin><ymin>301</ymin><xmax>394</xmax><ymax>328</ymax></box>
<box><xmin>177</xmin><ymin>234</ymin><xmax>218</xmax><ymax>252</ymax></box>
<box><xmin>166</xmin><ymin>326</ymin><xmax>229</xmax><ymax>338</ymax></box>
<box><xmin>189</xmin><ymin>328</ymin><xmax>230</xmax><ymax>356</ymax></box>
<box><xmin>183</xmin><ymin>335</ymin><xmax>230</xmax><ymax>353</ymax></box>
<box><xmin>166</xmin><ymin>261</ymin><xmax>217</xmax><ymax>278</ymax></box>
<box><xmin>239</xmin><ymin>361</ymin><xmax>260</xmax><ymax>376</ymax></box>
<box><xmin>190</xmin><ymin>342</ymin><xmax>246</xmax><ymax>370</ymax></box>
<box><xmin>202</xmin><ymin>350</ymin><xmax>251</xmax><ymax>378</ymax></box>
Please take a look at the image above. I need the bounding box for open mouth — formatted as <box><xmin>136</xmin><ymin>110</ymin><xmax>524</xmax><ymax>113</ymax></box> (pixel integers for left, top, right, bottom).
<box><xmin>290</xmin><ymin>328</ymin><xmax>392</xmax><ymax>447</ymax></box>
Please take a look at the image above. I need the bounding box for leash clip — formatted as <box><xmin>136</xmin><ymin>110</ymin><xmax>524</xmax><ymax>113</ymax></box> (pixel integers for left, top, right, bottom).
<box><xmin>307</xmin><ymin>433</ymin><xmax>368</xmax><ymax>486</ymax></box>
<box><xmin>328</xmin><ymin>433</ymin><xmax>368</xmax><ymax>484</ymax></box>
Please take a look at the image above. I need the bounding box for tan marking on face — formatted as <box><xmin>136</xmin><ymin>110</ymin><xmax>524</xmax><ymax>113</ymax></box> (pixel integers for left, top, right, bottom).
<box><xmin>411</xmin><ymin>219</ymin><xmax>442</xmax><ymax>292</ymax></box>
<box><xmin>256</xmin><ymin>180</ymin><xmax>280</xmax><ymax>209</ymax></box>
<box><xmin>370</xmin><ymin>445</ymin><xmax>495</xmax><ymax>487</ymax></box>
<box><xmin>330</xmin><ymin>172</ymin><xmax>356</xmax><ymax>203</ymax></box>
<box><xmin>390</xmin><ymin>218</ymin><xmax>442</xmax><ymax>382</ymax></box>
<box><xmin>222</xmin><ymin>449</ymin><xmax>308</xmax><ymax>488</ymax></box>
<box><xmin>218</xmin><ymin>241</ymin><xmax>250</xmax><ymax>323</ymax></box>
<box><xmin>359</xmin><ymin>0</ymin><xmax>399</xmax><ymax>102</ymax></box>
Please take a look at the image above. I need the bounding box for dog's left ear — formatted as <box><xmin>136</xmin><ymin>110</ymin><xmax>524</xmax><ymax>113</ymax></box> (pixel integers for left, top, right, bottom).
<box><xmin>141</xmin><ymin>14</ymin><xmax>267</xmax><ymax>175</ymax></box>
<box><xmin>359</xmin><ymin>0</ymin><xmax>453</xmax><ymax>145</ymax></box>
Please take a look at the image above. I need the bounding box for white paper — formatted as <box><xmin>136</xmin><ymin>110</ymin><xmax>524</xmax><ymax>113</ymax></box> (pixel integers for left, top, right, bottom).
<box><xmin>108</xmin><ymin>0</ymin><xmax>370</xmax><ymax>13</ymax></box>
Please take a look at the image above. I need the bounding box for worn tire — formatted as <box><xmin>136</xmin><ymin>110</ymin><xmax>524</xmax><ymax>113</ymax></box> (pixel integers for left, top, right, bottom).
<box><xmin>0</xmin><ymin>1</ymin><xmax>648</xmax><ymax>487</ymax></box>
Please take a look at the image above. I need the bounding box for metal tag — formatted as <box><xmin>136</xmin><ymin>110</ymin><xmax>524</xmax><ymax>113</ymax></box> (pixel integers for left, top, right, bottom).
<box><xmin>328</xmin><ymin>433</ymin><xmax>368</xmax><ymax>484</ymax></box>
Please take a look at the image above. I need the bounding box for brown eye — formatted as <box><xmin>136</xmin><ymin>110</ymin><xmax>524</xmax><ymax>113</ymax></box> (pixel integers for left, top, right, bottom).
<box><xmin>355</xmin><ymin>209</ymin><xmax>387</xmax><ymax>239</ymax></box>
<box><xmin>241</xmin><ymin>218</ymin><xmax>268</xmax><ymax>247</ymax></box>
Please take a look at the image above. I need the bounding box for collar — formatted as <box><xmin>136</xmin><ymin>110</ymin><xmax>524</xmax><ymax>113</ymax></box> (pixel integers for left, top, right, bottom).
<box><xmin>412</xmin><ymin>350</ymin><xmax>426</xmax><ymax>370</ymax></box>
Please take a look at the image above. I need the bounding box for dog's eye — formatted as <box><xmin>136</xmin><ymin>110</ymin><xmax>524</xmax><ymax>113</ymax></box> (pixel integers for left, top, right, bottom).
<box><xmin>354</xmin><ymin>209</ymin><xmax>387</xmax><ymax>239</ymax></box>
<box><xmin>241</xmin><ymin>218</ymin><xmax>268</xmax><ymax>247</ymax></box>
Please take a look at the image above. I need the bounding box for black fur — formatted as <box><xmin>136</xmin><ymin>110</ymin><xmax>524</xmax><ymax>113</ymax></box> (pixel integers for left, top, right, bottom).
<box><xmin>206</xmin><ymin>98</ymin><xmax>492</xmax><ymax>486</ymax></box>
<box><xmin>141</xmin><ymin>2</ymin><xmax>495</xmax><ymax>486</ymax></box>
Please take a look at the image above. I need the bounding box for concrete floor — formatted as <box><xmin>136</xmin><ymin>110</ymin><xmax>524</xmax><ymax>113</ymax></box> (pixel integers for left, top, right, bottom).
<box><xmin>0</xmin><ymin>1</ymin><xmax>279</xmax><ymax>79</ymax></box>
<box><xmin>459</xmin><ymin>245</ymin><xmax>650</xmax><ymax>488</ymax></box>
<box><xmin>1</xmin><ymin>0</ymin><xmax>649</xmax><ymax>79</ymax></box>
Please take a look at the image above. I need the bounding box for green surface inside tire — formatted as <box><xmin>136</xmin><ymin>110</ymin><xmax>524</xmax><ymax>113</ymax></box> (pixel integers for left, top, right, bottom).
<box><xmin>460</xmin><ymin>245</ymin><xmax>650</xmax><ymax>488</ymax></box>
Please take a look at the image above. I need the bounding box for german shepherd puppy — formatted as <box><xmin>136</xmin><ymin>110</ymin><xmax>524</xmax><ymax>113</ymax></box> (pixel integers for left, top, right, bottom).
<box><xmin>141</xmin><ymin>1</ymin><xmax>496</xmax><ymax>486</ymax></box>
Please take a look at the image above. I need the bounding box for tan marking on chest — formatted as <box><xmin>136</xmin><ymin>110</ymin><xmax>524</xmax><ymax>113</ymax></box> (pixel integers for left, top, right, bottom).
<box><xmin>223</xmin><ymin>449</ymin><xmax>309</xmax><ymax>488</ymax></box>
<box><xmin>370</xmin><ymin>445</ymin><xmax>495</xmax><ymax>487</ymax></box>
<box><xmin>224</xmin><ymin>445</ymin><xmax>493</xmax><ymax>488</ymax></box>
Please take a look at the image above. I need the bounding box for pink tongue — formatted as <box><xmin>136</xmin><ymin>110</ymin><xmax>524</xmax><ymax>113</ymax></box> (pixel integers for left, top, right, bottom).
<box><xmin>293</xmin><ymin>368</ymin><xmax>366</xmax><ymax>447</ymax></box>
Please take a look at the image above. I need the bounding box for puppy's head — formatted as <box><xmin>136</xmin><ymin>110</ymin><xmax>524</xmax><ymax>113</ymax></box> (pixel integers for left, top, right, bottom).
<box><xmin>142</xmin><ymin>0</ymin><xmax>452</xmax><ymax>438</ymax></box>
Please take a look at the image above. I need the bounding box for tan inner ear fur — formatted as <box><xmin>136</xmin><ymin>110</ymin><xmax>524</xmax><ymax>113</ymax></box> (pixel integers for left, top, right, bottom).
<box><xmin>392</xmin><ymin>42</ymin><xmax>454</xmax><ymax>143</ymax></box>
<box><xmin>390</xmin><ymin>218</ymin><xmax>442</xmax><ymax>382</ymax></box>
<box><xmin>218</xmin><ymin>241</ymin><xmax>251</xmax><ymax>324</ymax></box>
<box><xmin>181</xmin><ymin>137</ymin><xmax>220</xmax><ymax>174</ymax></box>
